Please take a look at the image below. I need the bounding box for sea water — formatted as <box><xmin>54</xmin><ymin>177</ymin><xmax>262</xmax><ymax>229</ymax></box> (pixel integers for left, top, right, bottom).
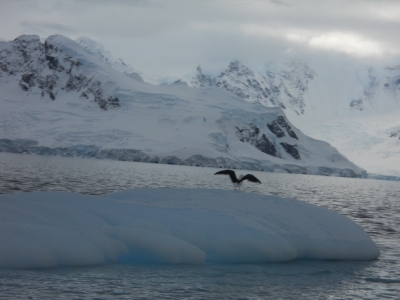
<box><xmin>0</xmin><ymin>153</ymin><xmax>399</xmax><ymax>299</ymax></box>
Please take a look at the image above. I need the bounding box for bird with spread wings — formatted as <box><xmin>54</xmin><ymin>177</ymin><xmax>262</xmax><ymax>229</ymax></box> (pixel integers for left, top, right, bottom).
<box><xmin>214</xmin><ymin>169</ymin><xmax>261</xmax><ymax>190</ymax></box>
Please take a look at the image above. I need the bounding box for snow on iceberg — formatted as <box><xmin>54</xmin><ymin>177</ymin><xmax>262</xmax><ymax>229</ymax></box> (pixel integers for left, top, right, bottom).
<box><xmin>0</xmin><ymin>189</ymin><xmax>380</xmax><ymax>269</ymax></box>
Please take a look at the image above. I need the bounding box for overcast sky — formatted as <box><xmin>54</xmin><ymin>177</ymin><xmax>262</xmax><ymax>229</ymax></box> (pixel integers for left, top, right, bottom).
<box><xmin>1</xmin><ymin>0</ymin><xmax>399</xmax><ymax>77</ymax></box>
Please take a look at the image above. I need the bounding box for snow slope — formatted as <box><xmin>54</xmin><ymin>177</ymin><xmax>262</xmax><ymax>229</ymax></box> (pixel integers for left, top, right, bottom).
<box><xmin>295</xmin><ymin>112</ymin><xmax>400</xmax><ymax>178</ymax></box>
<box><xmin>0</xmin><ymin>35</ymin><xmax>365</xmax><ymax>177</ymax></box>
<box><xmin>0</xmin><ymin>188</ymin><xmax>380</xmax><ymax>269</ymax></box>
<box><xmin>75</xmin><ymin>36</ymin><xmax>158</xmax><ymax>85</ymax></box>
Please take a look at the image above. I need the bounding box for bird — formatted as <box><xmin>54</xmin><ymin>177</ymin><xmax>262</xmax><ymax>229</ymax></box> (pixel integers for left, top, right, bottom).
<box><xmin>214</xmin><ymin>169</ymin><xmax>261</xmax><ymax>190</ymax></box>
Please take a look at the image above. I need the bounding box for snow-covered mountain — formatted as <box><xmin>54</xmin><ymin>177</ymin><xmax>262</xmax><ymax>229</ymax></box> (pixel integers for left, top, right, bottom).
<box><xmin>190</xmin><ymin>60</ymin><xmax>314</xmax><ymax>117</ymax></box>
<box><xmin>0</xmin><ymin>35</ymin><xmax>121</xmax><ymax>110</ymax></box>
<box><xmin>75</xmin><ymin>36</ymin><xmax>181</xmax><ymax>86</ymax></box>
<box><xmin>188</xmin><ymin>59</ymin><xmax>400</xmax><ymax>177</ymax></box>
<box><xmin>190</xmin><ymin>59</ymin><xmax>400</xmax><ymax>118</ymax></box>
<box><xmin>0</xmin><ymin>34</ymin><xmax>365</xmax><ymax>177</ymax></box>
<box><xmin>75</xmin><ymin>37</ymin><xmax>158</xmax><ymax>85</ymax></box>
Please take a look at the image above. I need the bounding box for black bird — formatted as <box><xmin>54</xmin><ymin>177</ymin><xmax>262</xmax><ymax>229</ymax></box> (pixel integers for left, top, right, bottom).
<box><xmin>214</xmin><ymin>169</ymin><xmax>261</xmax><ymax>190</ymax></box>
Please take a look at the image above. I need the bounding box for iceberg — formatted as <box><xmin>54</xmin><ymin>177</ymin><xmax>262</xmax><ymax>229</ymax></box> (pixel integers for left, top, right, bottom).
<box><xmin>0</xmin><ymin>188</ymin><xmax>380</xmax><ymax>269</ymax></box>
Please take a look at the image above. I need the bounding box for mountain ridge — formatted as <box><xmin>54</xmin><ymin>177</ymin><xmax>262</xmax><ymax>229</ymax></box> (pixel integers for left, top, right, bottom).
<box><xmin>0</xmin><ymin>34</ymin><xmax>368</xmax><ymax>177</ymax></box>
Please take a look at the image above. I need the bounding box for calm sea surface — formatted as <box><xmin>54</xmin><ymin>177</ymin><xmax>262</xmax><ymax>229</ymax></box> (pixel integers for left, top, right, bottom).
<box><xmin>0</xmin><ymin>152</ymin><xmax>399</xmax><ymax>299</ymax></box>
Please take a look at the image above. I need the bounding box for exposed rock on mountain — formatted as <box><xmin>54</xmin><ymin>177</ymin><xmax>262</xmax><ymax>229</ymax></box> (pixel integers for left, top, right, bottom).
<box><xmin>234</xmin><ymin>116</ymin><xmax>301</xmax><ymax>160</ymax></box>
<box><xmin>280</xmin><ymin>142</ymin><xmax>300</xmax><ymax>160</ymax></box>
<box><xmin>235</xmin><ymin>123</ymin><xmax>277</xmax><ymax>157</ymax></box>
<box><xmin>191</xmin><ymin>60</ymin><xmax>315</xmax><ymax>116</ymax></box>
<box><xmin>267</xmin><ymin>116</ymin><xmax>298</xmax><ymax>139</ymax></box>
<box><xmin>0</xmin><ymin>35</ymin><xmax>120</xmax><ymax>110</ymax></box>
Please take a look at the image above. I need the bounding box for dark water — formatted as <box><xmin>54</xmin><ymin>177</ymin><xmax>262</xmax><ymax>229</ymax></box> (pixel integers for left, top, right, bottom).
<box><xmin>1</xmin><ymin>152</ymin><xmax>400</xmax><ymax>299</ymax></box>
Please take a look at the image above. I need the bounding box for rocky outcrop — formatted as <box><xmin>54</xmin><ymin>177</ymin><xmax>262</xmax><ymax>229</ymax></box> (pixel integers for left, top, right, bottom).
<box><xmin>280</xmin><ymin>142</ymin><xmax>301</xmax><ymax>160</ymax></box>
<box><xmin>231</xmin><ymin>114</ymin><xmax>304</xmax><ymax>160</ymax></box>
<box><xmin>191</xmin><ymin>66</ymin><xmax>214</xmax><ymax>87</ymax></box>
<box><xmin>235</xmin><ymin>123</ymin><xmax>277</xmax><ymax>157</ymax></box>
<box><xmin>0</xmin><ymin>35</ymin><xmax>120</xmax><ymax>110</ymax></box>
<box><xmin>267</xmin><ymin>116</ymin><xmax>298</xmax><ymax>139</ymax></box>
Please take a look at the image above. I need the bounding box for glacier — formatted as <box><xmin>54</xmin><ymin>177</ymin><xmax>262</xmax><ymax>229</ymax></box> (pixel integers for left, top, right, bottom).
<box><xmin>0</xmin><ymin>34</ymin><xmax>366</xmax><ymax>177</ymax></box>
<box><xmin>0</xmin><ymin>188</ymin><xmax>380</xmax><ymax>269</ymax></box>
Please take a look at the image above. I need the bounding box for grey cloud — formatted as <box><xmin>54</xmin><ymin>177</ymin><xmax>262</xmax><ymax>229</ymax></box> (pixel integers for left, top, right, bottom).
<box><xmin>270</xmin><ymin>0</ymin><xmax>292</xmax><ymax>6</ymax></box>
<box><xmin>20</xmin><ymin>21</ymin><xmax>78</xmax><ymax>36</ymax></box>
<box><xmin>0</xmin><ymin>0</ymin><xmax>399</xmax><ymax>77</ymax></box>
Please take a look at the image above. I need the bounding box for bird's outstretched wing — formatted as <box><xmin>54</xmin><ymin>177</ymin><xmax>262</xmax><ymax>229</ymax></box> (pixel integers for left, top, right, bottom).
<box><xmin>241</xmin><ymin>174</ymin><xmax>261</xmax><ymax>184</ymax></box>
<box><xmin>214</xmin><ymin>169</ymin><xmax>238</xmax><ymax>183</ymax></box>
<box><xmin>214</xmin><ymin>169</ymin><xmax>235</xmax><ymax>175</ymax></box>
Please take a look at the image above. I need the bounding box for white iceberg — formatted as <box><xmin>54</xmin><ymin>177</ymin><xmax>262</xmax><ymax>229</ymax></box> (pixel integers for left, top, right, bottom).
<box><xmin>0</xmin><ymin>188</ymin><xmax>380</xmax><ymax>269</ymax></box>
